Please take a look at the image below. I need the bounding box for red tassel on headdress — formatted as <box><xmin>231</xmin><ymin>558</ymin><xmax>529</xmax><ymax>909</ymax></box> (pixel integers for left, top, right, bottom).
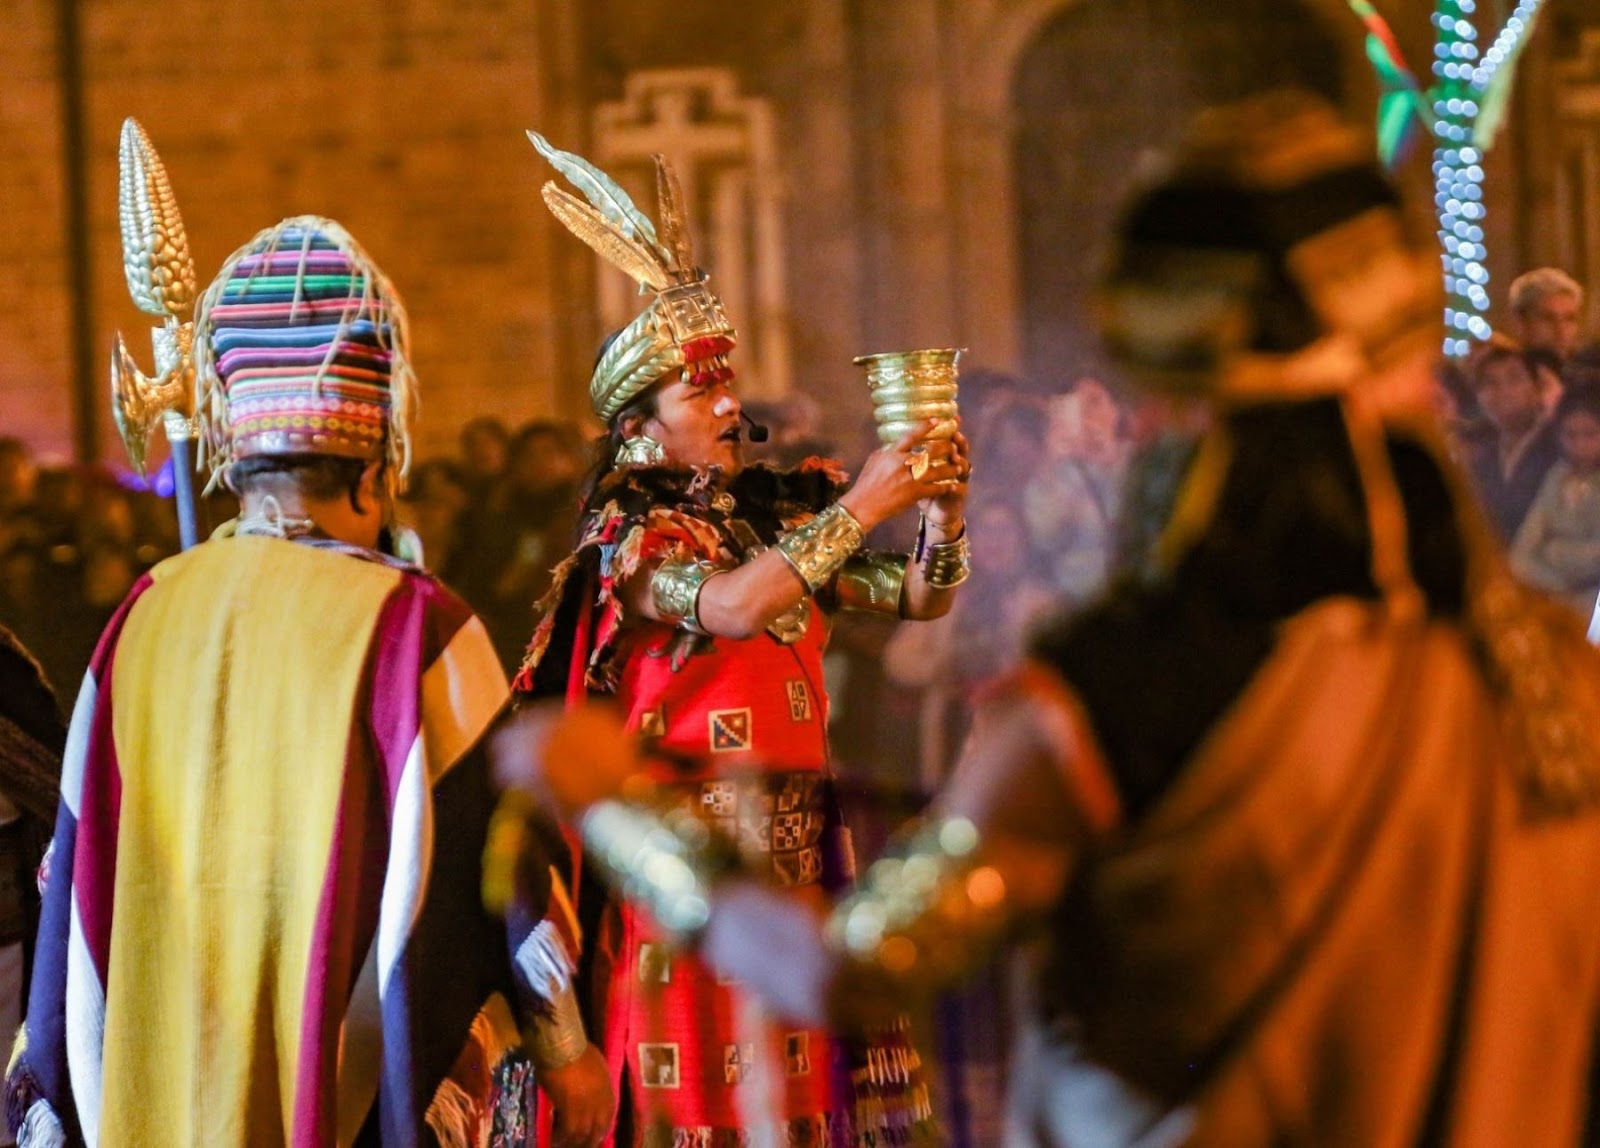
<box><xmin>681</xmin><ymin>335</ymin><xmax>736</xmax><ymax>364</ymax></box>
<box><xmin>687</xmin><ymin>364</ymin><xmax>735</xmax><ymax>388</ymax></box>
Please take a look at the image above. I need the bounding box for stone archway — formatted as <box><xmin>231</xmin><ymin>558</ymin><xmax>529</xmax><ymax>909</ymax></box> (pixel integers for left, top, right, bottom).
<box><xmin>944</xmin><ymin>0</ymin><xmax>1368</xmax><ymax>380</ymax></box>
<box><xmin>1012</xmin><ymin>0</ymin><xmax>1345</xmax><ymax>384</ymax></box>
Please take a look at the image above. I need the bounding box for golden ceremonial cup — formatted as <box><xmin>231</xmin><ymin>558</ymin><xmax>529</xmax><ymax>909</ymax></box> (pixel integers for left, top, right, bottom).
<box><xmin>852</xmin><ymin>347</ymin><xmax>965</xmax><ymax>445</ymax></box>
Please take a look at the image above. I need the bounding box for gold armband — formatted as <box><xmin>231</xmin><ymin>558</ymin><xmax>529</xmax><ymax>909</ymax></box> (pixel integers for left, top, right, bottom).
<box><xmin>777</xmin><ymin>503</ymin><xmax>865</xmax><ymax>593</ymax></box>
<box><xmin>651</xmin><ymin>557</ymin><xmax>725</xmax><ymax>633</ymax></box>
<box><xmin>835</xmin><ymin>551</ymin><xmax>909</xmax><ymax>617</ymax></box>
<box><xmin>824</xmin><ymin>817</ymin><xmax>1008</xmax><ymax>993</ymax></box>
<box><xmin>921</xmin><ymin>532</ymin><xmax>971</xmax><ymax>589</ymax></box>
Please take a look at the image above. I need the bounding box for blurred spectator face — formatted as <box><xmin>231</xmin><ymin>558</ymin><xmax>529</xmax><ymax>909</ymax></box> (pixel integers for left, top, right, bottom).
<box><xmin>82</xmin><ymin>545</ymin><xmax>136</xmax><ymax>609</ymax></box>
<box><xmin>460</xmin><ymin>419</ymin><xmax>510</xmax><ymax>481</ymax></box>
<box><xmin>972</xmin><ymin>502</ymin><xmax>1026</xmax><ymax>576</ymax></box>
<box><xmin>989</xmin><ymin>404</ymin><xmax>1046</xmax><ymax>463</ymax></box>
<box><xmin>1075</xmin><ymin>379</ymin><xmax>1123</xmax><ymax>444</ymax></box>
<box><xmin>509</xmin><ymin>427</ymin><xmax>583</xmax><ymax>491</ymax></box>
<box><xmin>414</xmin><ymin>463</ymin><xmax>468</xmax><ymax>513</ymax></box>
<box><xmin>1475</xmin><ymin>356</ymin><xmax>1544</xmax><ymax>438</ymax></box>
<box><xmin>0</xmin><ymin>439</ymin><xmax>38</xmax><ymax>513</ymax></box>
<box><xmin>0</xmin><ymin>548</ymin><xmax>39</xmax><ymax>610</ymax></box>
<box><xmin>79</xmin><ymin>484</ymin><xmax>136</xmax><ymax>548</ymax></box>
<box><xmin>1431</xmin><ymin>378</ymin><xmax>1462</xmax><ymax>427</ymax></box>
<box><xmin>33</xmin><ymin>468</ymin><xmax>83</xmax><ymax>528</ymax></box>
<box><xmin>1559</xmin><ymin>408</ymin><xmax>1600</xmax><ymax>474</ymax></box>
<box><xmin>1514</xmin><ymin>290</ymin><xmax>1583</xmax><ymax>362</ymax></box>
<box><xmin>777</xmin><ymin>395</ymin><xmax>822</xmax><ymax>444</ymax></box>
<box><xmin>1125</xmin><ymin>391</ymin><xmax>1210</xmax><ymax>447</ymax></box>
<box><xmin>1047</xmin><ymin>379</ymin><xmax>1125</xmax><ymax>462</ymax></box>
<box><xmin>403</xmin><ymin>463</ymin><xmax>468</xmax><ymax>535</ymax></box>
<box><xmin>130</xmin><ymin>493</ymin><xmax>180</xmax><ymax>559</ymax></box>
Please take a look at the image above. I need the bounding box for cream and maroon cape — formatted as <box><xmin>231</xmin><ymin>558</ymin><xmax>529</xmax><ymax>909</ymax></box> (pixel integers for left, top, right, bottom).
<box><xmin>1036</xmin><ymin>597</ymin><xmax>1600</xmax><ymax>1147</ymax></box>
<box><xmin>9</xmin><ymin>536</ymin><xmax>518</xmax><ymax>1147</ymax></box>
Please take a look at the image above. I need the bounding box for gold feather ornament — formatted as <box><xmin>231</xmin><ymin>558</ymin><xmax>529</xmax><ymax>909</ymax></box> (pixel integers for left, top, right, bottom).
<box><xmin>541</xmin><ymin>185</ymin><xmax>674</xmax><ymax>292</ymax></box>
<box><xmin>527</xmin><ymin>131</ymin><xmax>668</xmax><ymax>258</ymax></box>
<box><xmin>653</xmin><ymin>153</ymin><xmax>695</xmax><ymax>278</ymax></box>
<box><xmin>527</xmin><ymin>130</ymin><xmax>737</xmax><ymax>421</ymax></box>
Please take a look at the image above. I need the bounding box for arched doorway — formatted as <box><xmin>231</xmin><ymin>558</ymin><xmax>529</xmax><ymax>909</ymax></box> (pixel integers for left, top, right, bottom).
<box><xmin>1013</xmin><ymin>0</ymin><xmax>1344</xmax><ymax>386</ymax></box>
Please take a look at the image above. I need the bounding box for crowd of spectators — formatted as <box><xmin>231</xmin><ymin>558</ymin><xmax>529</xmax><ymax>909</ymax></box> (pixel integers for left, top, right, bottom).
<box><xmin>3</xmin><ymin>265</ymin><xmax>1595</xmax><ymax>738</ymax></box>
<box><xmin>0</xmin><ymin>438</ymin><xmax>178</xmax><ymax>704</ymax></box>
<box><xmin>398</xmin><ymin>417</ymin><xmax>591</xmax><ymax>667</ymax></box>
<box><xmin>1440</xmin><ymin>268</ymin><xmax>1600</xmax><ymax>620</ymax></box>
<box><xmin>0</xmin><ymin>267</ymin><xmax>1591</xmax><ymax>1148</ymax></box>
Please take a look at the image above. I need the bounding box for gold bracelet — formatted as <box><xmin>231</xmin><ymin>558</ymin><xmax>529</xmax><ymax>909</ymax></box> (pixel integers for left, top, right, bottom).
<box><xmin>835</xmin><ymin>552</ymin><xmax>909</xmax><ymax>617</ymax></box>
<box><xmin>650</xmin><ymin>557</ymin><xmax>725</xmax><ymax>633</ymax></box>
<box><xmin>922</xmin><ymin>531</ymin><xmax>971</xmax><ymax>589</ymax></box>
<box><xmin>526</xmin><ymin>979</ymin><xmax>589</xmax><ymax>1069</ymax></box>
<box><xmin>824</xmin><ymin>817</ymin><xmax>1008</xmax><ymax>991</ymax></box>
<box><xmin>777</xmin><ymin>503</ymin><xmax>865</xmax><ymax>593</ymax></box>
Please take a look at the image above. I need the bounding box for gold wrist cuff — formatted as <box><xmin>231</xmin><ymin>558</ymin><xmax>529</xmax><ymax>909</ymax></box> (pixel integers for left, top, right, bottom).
<box><xmin>922</xmin><ymin>532</ymin><xmax>971</xmax><ymax>589</ymax></box>
<box><xmin>527</xmin><ymin>980</ymin><xmax>589</xmax><ymax>1069</ymax></box>
<box><xmin>651</xmin><ymin>558</ymin><xmax>725</xmax><ymax>633</ymax></box>
<box><xmin>777</xmin><ymin>503</ymin><xmax>865</xmax><ymax>593</ymax></box>
<box><xmin>824</xmin><ymin>817</ymin><xmax>1007</xmax><ymax>992</ymax></box>
<box><xmin>835</xmin><ymin>552</ymin><xmax>909</xmax><ymax>617</ymax></box>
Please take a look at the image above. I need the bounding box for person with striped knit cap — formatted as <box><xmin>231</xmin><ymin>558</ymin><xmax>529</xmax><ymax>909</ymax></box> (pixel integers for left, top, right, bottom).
<box><xmin>6</xmin><ymin>199</ymin><xmax>609</xmax><ymax>1145</ymax></box>
<box><xmin>194</xmin><ymin>221</ymin><xmax>417</xmax><ymax>504</ymax></box>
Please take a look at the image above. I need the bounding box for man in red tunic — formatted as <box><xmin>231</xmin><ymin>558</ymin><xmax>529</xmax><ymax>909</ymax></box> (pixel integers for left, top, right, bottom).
<box><xmin>512</xmin><ymin>135</ymin><xmax>972</xmax><ymax>1146</ymax></box>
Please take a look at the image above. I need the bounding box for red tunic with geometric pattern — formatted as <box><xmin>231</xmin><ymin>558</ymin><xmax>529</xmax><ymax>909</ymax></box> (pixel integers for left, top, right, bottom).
<box><xmin>514</xmin><ymin>461</ymin><xmax>932</xmax><ymax>1148</ymax></box>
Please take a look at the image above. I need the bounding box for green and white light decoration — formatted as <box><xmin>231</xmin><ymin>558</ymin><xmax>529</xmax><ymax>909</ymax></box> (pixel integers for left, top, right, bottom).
<box><xmin>1349</xmin><ymin>0</ymin><xmax>1549</xmax><ymax>357</ymax></box>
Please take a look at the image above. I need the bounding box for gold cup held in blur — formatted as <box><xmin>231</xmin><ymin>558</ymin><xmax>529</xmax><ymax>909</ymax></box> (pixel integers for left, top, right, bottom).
<box><xmin>853</xmin><ymin>347</ymin><xmax>964</xmax><ymax>445</ymax></box>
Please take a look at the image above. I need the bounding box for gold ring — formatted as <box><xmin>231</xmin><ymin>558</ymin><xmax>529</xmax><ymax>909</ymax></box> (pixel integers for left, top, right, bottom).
<box><xmin>907</xmin><ymin>450</ymin><xmax>932</xmax><ymax>481</ymax></box>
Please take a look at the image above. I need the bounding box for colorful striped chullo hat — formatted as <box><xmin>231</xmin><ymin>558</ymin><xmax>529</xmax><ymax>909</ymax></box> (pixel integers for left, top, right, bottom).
<box><xmin>193</xmin><ymin>216</ymin><xmax>416</xmax><ymax>492</ymax></box>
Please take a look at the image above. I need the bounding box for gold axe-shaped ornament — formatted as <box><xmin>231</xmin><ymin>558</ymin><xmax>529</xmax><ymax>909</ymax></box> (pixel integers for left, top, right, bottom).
<box><xmin>110</xmin><ymin>117</ymin><xmax>197</xmax><ymax>478</ymax></box>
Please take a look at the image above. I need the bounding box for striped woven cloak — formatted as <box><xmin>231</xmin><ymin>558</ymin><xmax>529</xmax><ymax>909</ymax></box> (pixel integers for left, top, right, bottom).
<box><xmin>8</xmin><ymin>536</ymin><xmax>523</xmax><ymax>1147</ymax></box>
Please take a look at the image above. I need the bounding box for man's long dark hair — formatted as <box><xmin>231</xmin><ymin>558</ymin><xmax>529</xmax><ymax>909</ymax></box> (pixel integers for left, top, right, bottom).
<box><xmin>579</xmin><ymin>389</ymin><xmax>661</xmax><ymax>513</ymax></box>
<box><xmin>227</xmin><ymin>454</ymin><xmax>371</xmax><ymax>513</ymax></box>
<box><xmin>579</xmin><ymin>327</ymin><xmax>663</xmax><ymax>512</ymax></box>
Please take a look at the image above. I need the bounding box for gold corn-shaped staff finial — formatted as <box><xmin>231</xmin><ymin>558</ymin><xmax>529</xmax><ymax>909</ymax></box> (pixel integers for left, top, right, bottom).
<box><xmin>111</xmin><ymin>117</ymin><xmax>198</xmax><ymax>476</ymax></box>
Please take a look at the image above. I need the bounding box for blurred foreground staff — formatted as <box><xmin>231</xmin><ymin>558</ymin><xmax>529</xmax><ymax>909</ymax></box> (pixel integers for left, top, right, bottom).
<box><xmin>501</xmin><ymin>92</ymin><xmax>1600</xmax><ymax>1147</ymax></box>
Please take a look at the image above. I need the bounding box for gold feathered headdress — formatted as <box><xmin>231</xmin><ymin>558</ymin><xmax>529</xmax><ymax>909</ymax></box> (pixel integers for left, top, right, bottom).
<box><xmin>528</xmin><ymin>132</ymin><xmax>738</xmax><ymax>422</ymax></box>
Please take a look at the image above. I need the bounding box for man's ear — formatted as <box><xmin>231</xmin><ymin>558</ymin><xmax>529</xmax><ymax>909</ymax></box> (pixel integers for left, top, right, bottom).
<box><xmin>356</xmin><ymin>459</ymin><xmax>387</xmax><ymax>515</ymax></box>
<box><xmin>620</xmin><ymin>413</ymin><xmax>648</xmax><ymax>440</ymax></box>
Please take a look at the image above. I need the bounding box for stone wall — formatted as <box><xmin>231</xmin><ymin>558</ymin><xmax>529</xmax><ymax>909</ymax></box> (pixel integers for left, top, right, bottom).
<box><xmin>5</xmin><ymin>0</ymin><xmax>587</xmax><ymax>465</ymax></box>
<box><xmin>2</xmin><ymin>0</ymin><xmax>1588</xmax><ymax>467</ymax></box>
<box><xmin>1</xmin><ymin>1</ymin><xmax>73</xmax><ymax>459</ymax></box>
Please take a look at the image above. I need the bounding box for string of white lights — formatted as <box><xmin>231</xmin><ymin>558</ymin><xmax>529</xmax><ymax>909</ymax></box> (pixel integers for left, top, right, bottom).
<box><xmin>1472</xmin><ymin>0</ymin><xmax>1546</xmax><ymax>92</ymax></box>
<box><xmin>1427</xmin><ymin>0</ymin><xmax>1546</xmax><ymax>357</ymax></box>
<box><xmin>1432</xmin><ymin>0</ymin><xmax>1486</xmax><ymax>356</ymax></box>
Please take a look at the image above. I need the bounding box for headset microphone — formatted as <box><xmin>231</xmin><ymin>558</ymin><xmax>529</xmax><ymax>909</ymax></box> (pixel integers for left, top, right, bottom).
<box><xmin>740</xmin><ymin>411</ymin><xmax>770</xmax><ymax>443</ymax></box>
